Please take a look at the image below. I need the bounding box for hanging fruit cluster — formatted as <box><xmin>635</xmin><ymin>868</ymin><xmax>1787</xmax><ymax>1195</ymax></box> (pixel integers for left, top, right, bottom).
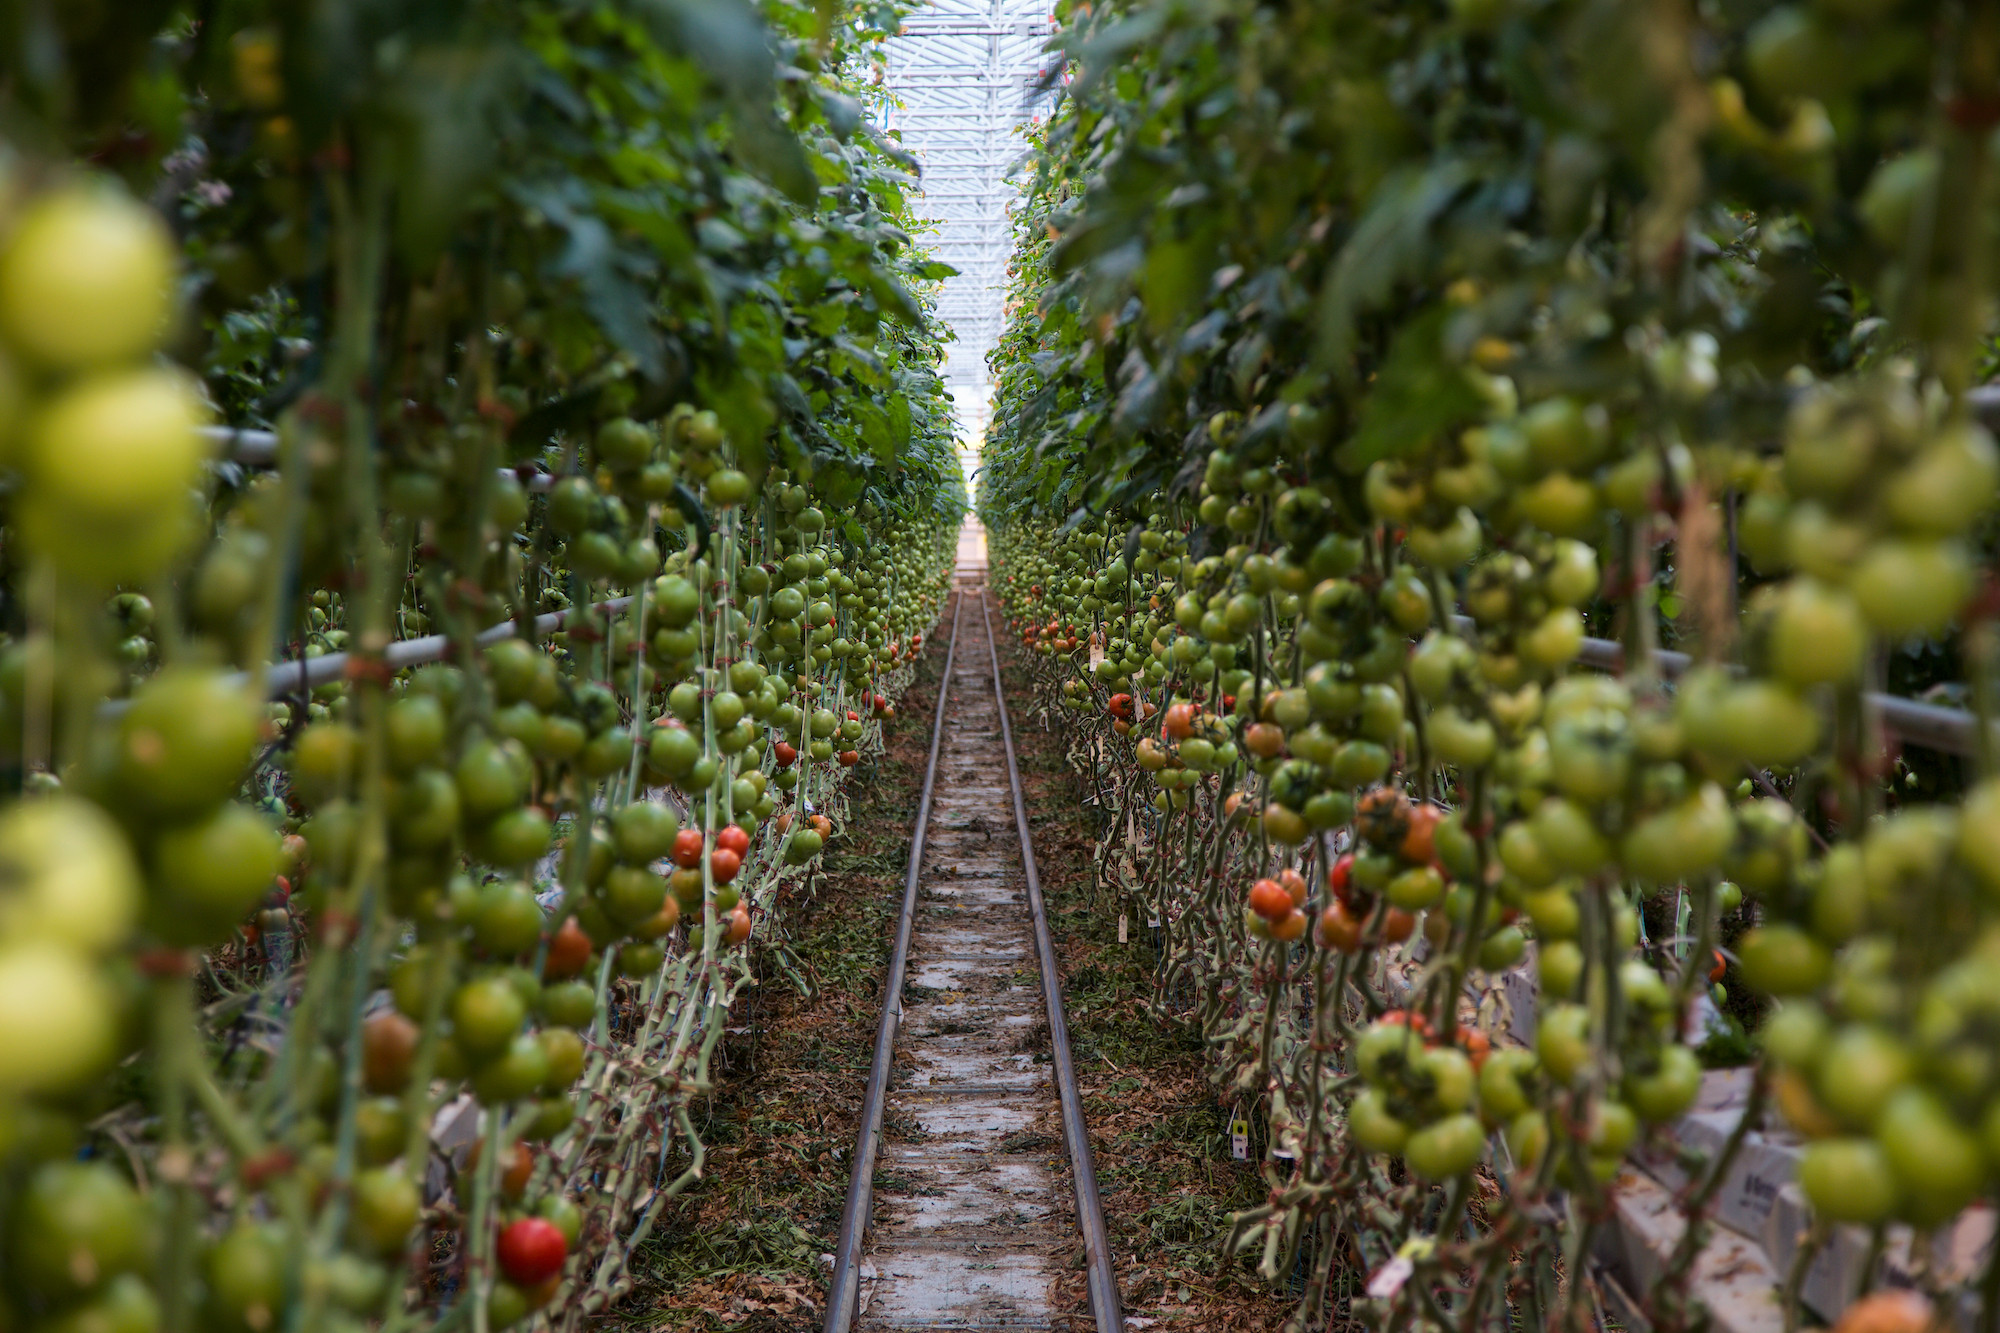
<box><xmin>0</xmin><ymin>3</ymin><xmax>961</xmax><ymax>1332</ymax></box>
<box><xmin>984</xmin><ymin>0</ymin><xmax>2000</xmax><ymax>1325</ymax></box>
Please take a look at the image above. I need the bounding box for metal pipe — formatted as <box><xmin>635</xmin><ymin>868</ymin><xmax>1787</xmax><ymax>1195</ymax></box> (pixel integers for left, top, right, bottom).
<box><xmin>1453</xmin><ymin>616</ymin><xmax>1993</xmax><ymax>758</ymax></box>
<box><xmin>202</xmin><ymin>426</ymin><xmax>559</xmax><ymax>491</ymax></box>
<box><xmin>978</xmin><ymin>590</ymin><xmax>1124</xmax><ymax>1333</ymax></box>
<box><xmin>98</xmin><ymin>596</ymin><xmax>633</xmax><ymax>718</ymax></box>
<box><xmin>822</xmin><ymin>592</ymin><xmax>964</xmax><ymax>1333</ymax></box>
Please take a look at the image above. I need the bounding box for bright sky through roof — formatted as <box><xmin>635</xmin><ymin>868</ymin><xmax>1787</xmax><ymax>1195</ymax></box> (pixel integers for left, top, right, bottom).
<box><xmin>881</xmin><ymin>0</ymin><xmax>1057</xmax><ymax>463</ymax></box>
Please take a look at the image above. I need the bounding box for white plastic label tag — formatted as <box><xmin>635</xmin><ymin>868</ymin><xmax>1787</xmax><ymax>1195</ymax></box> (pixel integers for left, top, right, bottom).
<box><xmin>1118</xmin><ymin>914</ymin><xmax>1128</xmax><ymax>943</ymax></box>
<box><xmin>1229</xmin><ymin>1109</ymin><xmax>1249</xmax><ymax>1161</ymax></box>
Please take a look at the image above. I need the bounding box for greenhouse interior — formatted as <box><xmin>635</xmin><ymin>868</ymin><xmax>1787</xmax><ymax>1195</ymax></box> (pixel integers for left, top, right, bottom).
<box><xmin>0</xmin><ymin>2</ymin><xmax>1993</xmax><ymax>1333</ymax></box>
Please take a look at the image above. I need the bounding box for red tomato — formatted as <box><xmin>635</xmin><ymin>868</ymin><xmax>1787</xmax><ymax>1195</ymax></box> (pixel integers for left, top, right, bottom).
<box><xmin>838</xmin><ymin>749</ymin><xmax>859</xmax><ymax>767</ymax></box>
<box><xmin>715</xmin><ymin>824</ymin><xmax>750</xmax><ymax>857</ymax></box>
<box><xmin>1247</xmin><ymin>878</ymin><xmax>1293</xmax><ymax>922</ymax></box>
<box><xmin>709</xmin><ymin>848</ymin><xmax>742</xmax><ymax>884</ymax></box>
<box><xmin>773</xmin><ymin>741</ymin><xmax>797</xmax><ymax>768</ymax></box>
<box><xmin>1277</xmin><ymin>868</ymin><xmax>1307</xmax><ymax>907</ymax></box>
<box><xmin>496</xmin><ymin>1217</ymin><xmax>568</xmax><ymax>1286</ymax></box>
<box><xmin>670</xmin><ymin>829</ymin><xmax>705</xmax><ymax>869</ymax></box>
<box><xmin>1327</xmin><ymin>854</ymin><xmax>1355</xmax><ymax>905</ymax></box>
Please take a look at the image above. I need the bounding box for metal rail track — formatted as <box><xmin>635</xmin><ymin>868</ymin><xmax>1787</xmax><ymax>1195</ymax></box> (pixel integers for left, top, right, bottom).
<box><xmin>822</xmin><ymin>589</ymin><xmax>1122</xmax><ymax>1332</ymax></box>
<box><xmin>824</xmin><ymin>591</ymin><xmax>963</xmax><ymax>1332</ymax></box>
<box><xmin>979</xmin><ymin>591</ymin><xmax>1124</xmax><ymax>1333</ymax></box>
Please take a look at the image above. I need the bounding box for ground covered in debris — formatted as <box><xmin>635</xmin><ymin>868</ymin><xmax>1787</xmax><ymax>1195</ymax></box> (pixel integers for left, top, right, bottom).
<box><xmin>993</xmin><ymin>638</ymin><xmax>1299</xmax><ymax>1333</ymax></box>
<box><xmin>612</xmin><ymin>628</ymin><xmax>949</xmax><ymax>1332</ymax></box>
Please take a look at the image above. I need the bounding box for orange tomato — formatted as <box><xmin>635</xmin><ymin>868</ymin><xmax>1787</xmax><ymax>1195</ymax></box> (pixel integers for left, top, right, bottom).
<box><xmin>1247</xmin><ymin>878</ymin><xmax>1293</xmax><ymax>922</ymax></box>
<box><xmin>1315</xmin><ymin>902</ymin><xmax>1363</xmax><ymax>953</ymax></box>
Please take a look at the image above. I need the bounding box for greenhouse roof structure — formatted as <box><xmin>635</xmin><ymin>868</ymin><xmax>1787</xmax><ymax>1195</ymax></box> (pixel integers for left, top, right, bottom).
<box><xmin>882</xmin><ymin>0</ymin><xmax>1057</xmax><ymax>443</ymax></box>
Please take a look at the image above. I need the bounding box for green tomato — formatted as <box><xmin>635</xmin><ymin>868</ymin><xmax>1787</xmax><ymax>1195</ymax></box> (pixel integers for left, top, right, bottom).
<box><xmin>1404</xmin><ymin>1112</ymin><xmax>1486</xmax><ymax>1181</ymax></box>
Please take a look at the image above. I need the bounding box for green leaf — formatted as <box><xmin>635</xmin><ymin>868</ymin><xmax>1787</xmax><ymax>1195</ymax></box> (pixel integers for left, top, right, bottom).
<box><xmin>1315</xmin><ymin>159</ymin><xmax>1479</xmax><ymax>373</ymax></box>
<box><xmin>1340</xmin><ymin>307</ymin><xmax>1483</xmax><ymax>471</ymax></box>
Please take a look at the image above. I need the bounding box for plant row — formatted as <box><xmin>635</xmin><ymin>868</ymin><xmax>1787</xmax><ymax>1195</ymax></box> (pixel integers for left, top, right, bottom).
<box><xmin>981</xmin><ymin>0</ymin><xmax>2000</xmax><ymax>1329</ymax></box>
<box><xmin>0</xmin><ymin>5</ymin><xmax>963</xmax><ymax>1333</ymax></box>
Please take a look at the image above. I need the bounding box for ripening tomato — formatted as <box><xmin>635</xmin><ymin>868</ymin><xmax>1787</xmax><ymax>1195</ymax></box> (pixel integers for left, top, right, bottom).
<box><xmin>1270</xmin><ymin>909</ymin><xmax>1308</xmax><ymax>942</ymax></box>
<box><xmin>1315</xmin><ymin>902</ymin><xmax>1363</xmax><ymax>953</ymax></box>
<box><xmin>671</xmin><ymin>828</ymin><xmax>706</xmax><ymax>869</ymax></box>
<box><xmin>710</xmin><ymin>848</ymin><xmax>742</xmax><ymax>884</ymax></box>
<box><xmin>1247</xmin><ymin>878</ymin><xmax>1293</xmax><ymax>922</ymax></box>
<box><xmin>723</xmin><ymin>905</ymin><xmax>753</xmax><ymax>945</ymax></box>
<box><xmin>543</xmin><ymin>918</ymin><xmax>593</xmax><ymax>981</ymax></box>
<box><xmin>362</xmin><ymin>1011</ymin><xmax>420</xmax><ymax>1095</ymax></box>
<box><xmin>716</xmin><ymin>824</ymin><xmax>751</xmax><ymax>857</ymax></box>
